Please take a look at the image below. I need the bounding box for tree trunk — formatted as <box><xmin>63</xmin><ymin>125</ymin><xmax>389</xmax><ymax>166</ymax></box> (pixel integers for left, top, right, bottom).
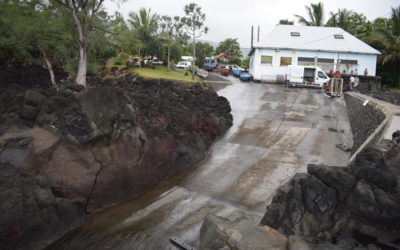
<box><xmin>37</xmin><ymin>45</ymin><xmax>57</xmax><ymax>87</ymax></box>
<box><xmin>192</xmin><ymin>35</ymin><xmax>196</xmax><ymax>66</ymax></box>
<box><xmin>192</xmin><ymin>33</ymin><xmax>196</xmax><ymax>80</ymax></box>
<box><xmin>44</xmin><ymin>55</ymin><xmax>57</xmax><ymax>87</ymax></box>
<box><xmin>167</xmin><ymin>44</ymin><xmax>171</xmax><ymax>70</ymax></box>
<box><xmin>71</xmin><ymin>9</ymin><xmax>87</xmax><ymax>87</ymax></box>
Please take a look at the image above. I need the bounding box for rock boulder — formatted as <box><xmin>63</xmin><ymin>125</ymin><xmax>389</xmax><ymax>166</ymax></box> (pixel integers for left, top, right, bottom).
<box><xmin>261</xmin><ymin>147</ymin><xmax>400</xmax><ymax>248</ymax></box>
<box><xmin>0</xmin><ymin>65</ymin><xmax>233</xmax><ymax>249</ymax></box>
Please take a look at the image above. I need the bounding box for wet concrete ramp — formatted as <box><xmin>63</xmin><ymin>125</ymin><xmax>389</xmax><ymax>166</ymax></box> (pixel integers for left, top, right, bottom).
<box><xmin>49</xmin><ymin>75</ymin><xmax>352</xmax><ymax>249</ymax></box>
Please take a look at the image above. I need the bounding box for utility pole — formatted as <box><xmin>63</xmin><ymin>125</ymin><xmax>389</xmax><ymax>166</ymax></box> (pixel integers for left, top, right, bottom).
<box><xmin>251</xmin><ymin>26</ymin><xmax>254</xmax><ymax>48</ymax></box>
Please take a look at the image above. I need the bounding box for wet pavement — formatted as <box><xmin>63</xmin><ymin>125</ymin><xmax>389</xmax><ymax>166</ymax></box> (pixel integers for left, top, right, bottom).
<box><xmin>48</xmin><ymin>73</ymin><xmax>352</xmax><ymax>249</ymax></box>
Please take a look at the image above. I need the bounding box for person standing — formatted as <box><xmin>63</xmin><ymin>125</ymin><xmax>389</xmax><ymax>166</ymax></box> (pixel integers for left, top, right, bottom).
<box><xmin>364</xmin><ymin>68</ymin><xmax>368</xmax><ymax>76</ymax></box>
<box><xmin>349</xmin><ymin>74</ymin><xmax>355</xmax><ymax>91</ymax></box>
<box><xmin>354</xmin><ymin>68</ymin><xmax>358</xmax><ymax>75</ymax></box>
<box><xmin>354</xmin><ymin>77</ymin><xmax>360</xmax><ymax>91</ymax></box>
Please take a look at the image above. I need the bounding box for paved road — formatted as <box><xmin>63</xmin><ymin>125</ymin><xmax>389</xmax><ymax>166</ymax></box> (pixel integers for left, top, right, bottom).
<box><xmin>49</xmin><ymin>74</ymin><xmax>352</xmax><ymax>249</ymax></box>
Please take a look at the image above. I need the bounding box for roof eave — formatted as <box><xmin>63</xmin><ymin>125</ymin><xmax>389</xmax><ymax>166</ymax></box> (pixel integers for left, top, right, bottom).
<box><xmin>250</xmin><ymin>46</ymin><xmax>381</xmax><ymax>55</ymax></box>
<box><xmin>248</xmin><ymin>48</ymin><xmax>255</xmax><ymax>57</ymax></box>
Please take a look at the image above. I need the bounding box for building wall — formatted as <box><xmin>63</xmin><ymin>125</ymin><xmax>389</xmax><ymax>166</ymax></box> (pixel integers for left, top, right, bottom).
<box><xmin>249</xmin><ymin>48</ymin><xmax>377</xmax><ymax>82</ymax></box>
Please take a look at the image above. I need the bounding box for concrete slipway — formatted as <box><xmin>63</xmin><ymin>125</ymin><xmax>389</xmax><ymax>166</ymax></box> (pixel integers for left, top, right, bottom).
<box><xmin>49</xmin><ymin>74</ymin><xmax>352</xmax><ymax>249</ymax></box>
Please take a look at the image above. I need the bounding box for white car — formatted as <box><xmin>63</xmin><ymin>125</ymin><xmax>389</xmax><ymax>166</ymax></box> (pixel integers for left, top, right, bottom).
<box><xmin>176</xmin><ymin>61</ymin><xmax>192</xmax><ymax>70</ymax></box>
<box><xmin>226</xmin><ymin>64</ymin><xmax>245</xmax><ymax>71</ymax></box>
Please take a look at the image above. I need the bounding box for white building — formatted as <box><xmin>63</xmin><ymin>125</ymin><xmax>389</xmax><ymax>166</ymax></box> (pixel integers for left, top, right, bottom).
<box><xmin>248</xmin><ymin>25</ymin><xmax>381</xmax><ymax>82</ymax></box>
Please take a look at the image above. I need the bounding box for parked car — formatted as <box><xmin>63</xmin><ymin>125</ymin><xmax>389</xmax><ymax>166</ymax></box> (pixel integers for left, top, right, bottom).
<box><xmin>227</xmin><ymin>64</ymin><xmax>245</xmax><ymax>71</ymax></box>
<box><xmin>220</xmin><ymin>68</ymin><xmax>230</xmax><ymax>76</ymax></box>
<box><xmin>232</xmin><ymin>69</ymin><xmax>242</xmax><ymax>77</ymax></box>
<box><xmin>240</xmin><ymin>72</ymin><xmax>252</xmax><ymax>81</ymax></box>
<box><xmin>152</xmin><ymin>60</ymin><xmax>164</xmax><ymax>65</ymax></box>
<box><xmin>176</xmin><ymin>61</ymin><xmax>192</xmax><ymax>70</ymax></box>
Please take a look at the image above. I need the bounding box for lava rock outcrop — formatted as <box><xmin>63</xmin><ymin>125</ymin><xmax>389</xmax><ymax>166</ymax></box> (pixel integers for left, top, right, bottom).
<box><xmin>261</xmin><ymin>144</ymin><xmax>400</xmax><ymax>249</ymax></box>
<box><xmin>0</xmin><ymin>65</ymin><xmax>232</xmax><ymax>249</ymax></box>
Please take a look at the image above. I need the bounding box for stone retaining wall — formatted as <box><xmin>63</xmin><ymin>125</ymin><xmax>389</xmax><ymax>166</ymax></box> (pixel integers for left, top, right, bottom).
<box><xmin>340</xmin><ymin>75</ymin><xmax>382</xmax><ymax>91</ymax></box>
<box><xmin>344</xmin><ymin>94</ymin><xmax>385</xmax><ymax>154</ymax></box>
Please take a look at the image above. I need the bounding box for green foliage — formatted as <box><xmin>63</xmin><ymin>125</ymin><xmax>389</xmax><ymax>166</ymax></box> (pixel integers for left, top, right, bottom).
<box><xmin>326</xmin><ymin>9</ymin><xmax>372</xmax><ymax>37</ymax></box>
<box><xmin>241</xmin><ymin>58</ymin><xmax>250</xmax><ymax>69</ymax></box>
<box><xmin>65</xmin><ymin>58</ymin><xmax>98</xmax><ymax>77</ymax></box>
<box><xmin>279</xmin><ymin>19</ymin><xmax>294</xmax><ymax>25</ymax></box>
<box><xmin>216</xmin><ymin>38</ymin><xmax>242</xmax><ymax>64</ymax></box>
<box><xmin>295</xmin><ymin>2</ymin><xmax>325</xmax><ymax>26</ymax></box>
<box><xmin>115</xmin><ymin>52</ymin><xmax>130</xmax><ymax>65</ymax></box>
<box><xmin>389</xmin><ymin>88</ymin><xmax>400</xmax><ymax>93</ymax></box>
<box><xmin>194</xmin><ymin>42</ymin><xmax>214</xmax><ymax>66</ymax></box>
<box><xmin>370</xmin><ymin>87</ymin><xmax>379</xmax><ymax>93</ymax></box>
<box><xmin>132</xmin><ymin>66</ymin><xmax>199</xmax><ymax>83</ymax></box>
<box><xmin>181</xmin><ymin>3</ymin><xmax>208</xmax><ymax>36</ymax></box>
<box><xmin>128</xmin><ymin>8</ymin><xmax>159</xmax><ymax>57</ymax></box>
<box><xmin>377</xmin><ymin>6</ymin><xmax>400</xmax><ymax>87</ymax></box>
<box><xmin>159</xmin><ymin>15</ymin><xmax>187</xmax><ymax>68</ymax></box>
<box><xmin>181</xmin><ymin>3</ymin><xmax>208</xmax><ymax>66</ymax></box>
<box><xmin>0</xmin><ymin>0</ymin><xmax>74</xmax><ymax>64</ymax></box>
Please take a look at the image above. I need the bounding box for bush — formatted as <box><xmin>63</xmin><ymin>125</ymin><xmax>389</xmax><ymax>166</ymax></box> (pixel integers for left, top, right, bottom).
<box><xmin>115</xmin><ymin>52</ymin><xmax>129</xmax><ymax>65</ymax></box>
<box><xmin>65</xmin><ymin>59</ymin><xmax>98</xmax><ymax>78</ymax></box>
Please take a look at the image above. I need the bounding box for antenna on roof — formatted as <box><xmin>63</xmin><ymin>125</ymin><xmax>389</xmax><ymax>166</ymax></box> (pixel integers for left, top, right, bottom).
<box><xmin>257</xmin><ymin>26</ymin><xmax>260</xmax><ymax>42</ymax></box>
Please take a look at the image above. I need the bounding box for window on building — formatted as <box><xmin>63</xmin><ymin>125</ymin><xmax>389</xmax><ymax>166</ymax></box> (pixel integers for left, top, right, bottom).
<box><xmin>298</xmin><ymin>57</ymin><xmax>314</xmax><ymax>62</ymax></box>
<box><xmin>339</xmin><ymin>59</ymin><xmax>357</xmax><ymax>65</ymax></box>
<box><xmin>261</xmin><ymin>55</ymin><xmax>273</xmax><ymax>65</ymax></box>
<box><xmin>291</xmin><ymin>32</ymin><xmax>300</xmax><ymax>37</ymax></box>
<box><xmin>280</xmin><ymin>57</ymin><xmax>292</xmax><ymax>66</ymax></box>
<box><xmin>334</xmin><ymin>34</ymin><xmax>344</xmax><ymax>39</ymax></box>
<box><xmin>317</xmin><ymin>58</ymin><xmax>334</xmax><ymax>63</ymax></box>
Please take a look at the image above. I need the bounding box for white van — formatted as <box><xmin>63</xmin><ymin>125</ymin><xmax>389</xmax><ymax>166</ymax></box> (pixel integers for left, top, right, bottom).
<box><xmin>285</xmin><ymin>65</ymin><xmax>329</xmax><ymax>87</ymax></box>
<box><xmin>176</xmin><ymin>61</ymin><xmax>192</xmax><ymax>70</ymax></box>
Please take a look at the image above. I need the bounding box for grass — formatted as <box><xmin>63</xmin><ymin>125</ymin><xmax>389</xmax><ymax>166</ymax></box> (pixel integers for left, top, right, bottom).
<box><xmin>370</xmin><ymin>88</ymin><xmax>380</xmax><ymax>93</ymax></box>
<box><xmin>388</xmin><ymin>88</ymin><xmax>400</xmax><ymax>93</ymax></box>
<box><xmin>131</xmin><ymin>66</ymin><xmax>200</xmax><ymax>83</ymax></box>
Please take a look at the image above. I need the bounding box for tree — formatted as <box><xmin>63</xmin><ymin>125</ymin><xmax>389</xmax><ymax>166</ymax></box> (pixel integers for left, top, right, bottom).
<box><xmin>326</xmin><ymin>9</ymin><xmax>353</xmax><ymax>30</ymax></box>
<box><xmin>215</xmin><ymin>38</ymin><xmax>242</xmax><ymax>64</ymax></box>
<box><xmin>0</xmin><ymin>0</ymin><xmax>74</xmax><ymax>86</ymax></box>
<box><xmin>377</xmin><ymin>6</ymin><xmax>400</xmax><ymax>87</ymax></box>
<box><xmin>128</xmin><ymin>8</ymin><xmax>159</xmax><ymax>58</ymax></box>
<box><xmin>160</xmin><ymin>15</ymin><xmax>185</xmax><ymax>69</ymax></box>
<box><xmin>295</xmin><ymin>2</ymin><xmax>325</xmax><ymax>26</ymax></box>
<box><xmin>279</xmin><ymin>19</ymin><xmax>294</xmax><ymax>25</ymax></box>
<box><xmin>181</xmin><ymin>3</ymin><xmax>208</xmax><ymax>68</ymax></box>
<box><xmin>194</xmin><ymin>42</ymin><xmax>214</xmax><ymax>66</ymax></box>
<box><xmin>51</xmin><ymin>0</ymin><xmax>108</xmax><ymax>86</ymax></box>
<box><xmin>111</xmin><ymin>12</ymin><xmax>142</xmax><ymax>56</ymax></box>
<box><xmin>326</xmin><ymin>9</ymin><xmax>371</xmax><ymax>37</ymax></box>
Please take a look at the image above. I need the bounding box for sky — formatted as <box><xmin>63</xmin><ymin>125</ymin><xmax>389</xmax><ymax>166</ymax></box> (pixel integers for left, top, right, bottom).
<box><xmin>104</xmin><ymin>0</ymin><xmax>399</xmax><ymax>48</ymax></box>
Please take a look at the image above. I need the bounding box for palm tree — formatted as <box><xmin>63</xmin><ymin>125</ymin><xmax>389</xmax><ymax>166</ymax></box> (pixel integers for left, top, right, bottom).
<box><xmin>326</xmin><ymin>9</ymin><xmax>353</xmax><ymax>31</ymax></box>
<box><xmin>294</xmin><ymin>2</ymin><xmax>325</xmax><ymax>26</ymax></box>
<box><xmin>128</xmin><ymin>8</ymin><xmax>159</xmax><ymax>56</ymax></box>
<box><xmin>377</xmin><ymin>6</ymin><xmax>400</xmax><ymax>87</ymax></box>
<box><xmin>279</xmin><ymin>19</ymin><xmax>294</xmax><ymax>25</ymax></box>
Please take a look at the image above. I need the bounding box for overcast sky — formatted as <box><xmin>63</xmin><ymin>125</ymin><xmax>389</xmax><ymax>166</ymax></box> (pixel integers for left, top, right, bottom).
<box><xmin>104</xmin><ymin>0</ymin><xmax>399</xmax><ymax>48</ymax></box>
